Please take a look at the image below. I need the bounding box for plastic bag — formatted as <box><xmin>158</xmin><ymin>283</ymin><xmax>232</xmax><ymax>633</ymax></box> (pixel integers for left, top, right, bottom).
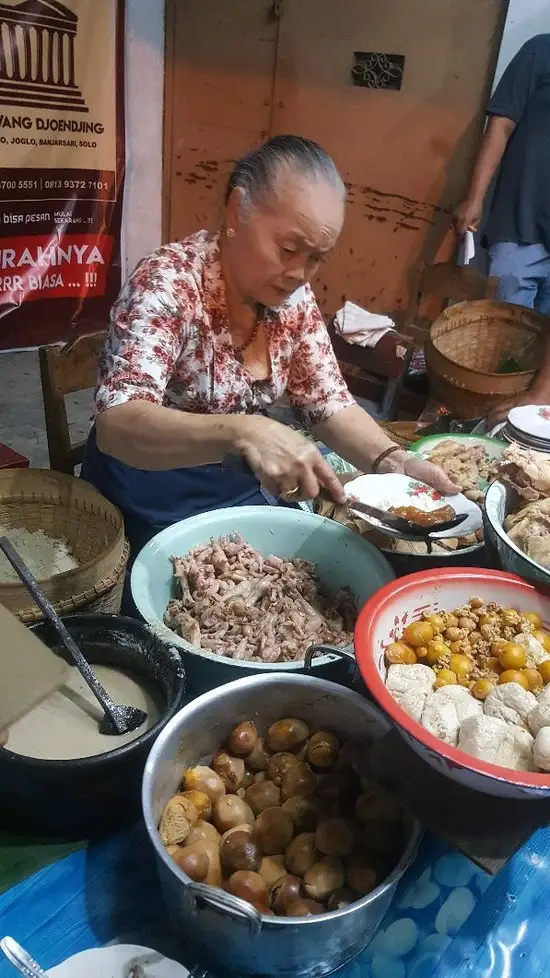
<box><xmin>339</xmin><ymin>828</ymin><xmax>550</xmax><ymax>978</ymax></box>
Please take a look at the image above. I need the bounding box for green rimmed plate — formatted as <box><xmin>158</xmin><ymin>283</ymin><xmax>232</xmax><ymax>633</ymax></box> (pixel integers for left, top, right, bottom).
<box><xmin>410</xmin><ymin>434</ymin><xmax>505</xmax><ymax>494</ymax></box>
<box><xmin>410</xmin><ymin>433</ymin><xmax>505</xmax><ymax>459</ymax></box>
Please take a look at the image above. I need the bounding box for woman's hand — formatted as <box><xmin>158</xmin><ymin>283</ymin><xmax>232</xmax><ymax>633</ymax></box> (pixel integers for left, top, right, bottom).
<box><xmin>236</xmin><ymin>417</ymin><xmax>346</xmax><ymax>502</ymax></box>
<box><xmin>379</xmin><ymin>448</ymin><xmax>460</xmax><ymax>495</ymax></box>
<box><xmin>485</xmin><ymin>395</ymin><xmax>517</xmax><ymax>431</ymax></box>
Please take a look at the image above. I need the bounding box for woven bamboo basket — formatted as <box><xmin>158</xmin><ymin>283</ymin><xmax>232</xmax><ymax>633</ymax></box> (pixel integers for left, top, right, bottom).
<box><xmin>426</xmin><ymin>300</ymin><xmax>546</xmax><ymax>418</ymax></box>
<box><xmin>0</xmin><ymin>469</ymin><xmax>128</xmax><ymax>623</ymax></box>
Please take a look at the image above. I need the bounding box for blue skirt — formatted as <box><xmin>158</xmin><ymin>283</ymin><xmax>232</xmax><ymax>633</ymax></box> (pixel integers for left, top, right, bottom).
<box><xmin>81</xmin><ymin>426</ymin><xmax>274</xmax><ymax>562</ymax></box>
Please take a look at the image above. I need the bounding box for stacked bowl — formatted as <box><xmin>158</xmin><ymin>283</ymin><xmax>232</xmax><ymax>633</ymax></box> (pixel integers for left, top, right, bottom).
<box><xmin>499</xmin><ymin>404</ymin><xmax>550</xmax><ymax>453</ymax></box>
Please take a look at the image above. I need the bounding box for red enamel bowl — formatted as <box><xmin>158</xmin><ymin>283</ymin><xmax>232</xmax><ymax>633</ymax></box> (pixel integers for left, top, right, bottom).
<box><xmin>354</xmin><ymin>568</ymin><xmax>550</xmax><ymax>799</ymax></box>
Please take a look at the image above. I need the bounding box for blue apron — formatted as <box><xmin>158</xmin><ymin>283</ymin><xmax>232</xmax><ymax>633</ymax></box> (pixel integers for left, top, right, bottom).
<box><xmin>81</xmin><ymin>426</ymin><xmax>274</xmax><ymax>562</ymax></box>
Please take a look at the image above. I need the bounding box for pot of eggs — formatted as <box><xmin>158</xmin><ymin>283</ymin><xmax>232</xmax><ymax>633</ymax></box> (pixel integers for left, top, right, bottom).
<box><xmin>0</xmin><ymin>614</ymin><xmax>186</xmax><ymax>834</ymax></box>
<box><xmin>142</xmin><ymin>672</ymin><xmax>422</xmax><ymax>978</ymax></box>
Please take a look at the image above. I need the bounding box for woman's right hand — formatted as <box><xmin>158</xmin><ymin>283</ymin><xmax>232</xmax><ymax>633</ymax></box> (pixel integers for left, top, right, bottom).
<box><xmin>235</xmin><ymin>417</ymin><xmax>346</xmax><ymax>503</ymax></box>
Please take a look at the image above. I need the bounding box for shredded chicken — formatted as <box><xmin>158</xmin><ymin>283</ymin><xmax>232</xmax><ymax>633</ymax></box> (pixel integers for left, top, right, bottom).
<box><xmin>425</xmin><ymin>439</ymin><xmax>496</xmax><ymax>502</ymax></box>
<box><xmin>504</xmin><ymin>496</ymin><xmax>550</xmax><ymax>569</ymax></box>
<box><xmin>164</xmin><ymin>534</ymin><xmax>356</xmax><ymax>662</ymax></box>
<box><xmin>497</xmin><ymin>445</ymin><xmax>550</xmax><ymax>502</ymax></box>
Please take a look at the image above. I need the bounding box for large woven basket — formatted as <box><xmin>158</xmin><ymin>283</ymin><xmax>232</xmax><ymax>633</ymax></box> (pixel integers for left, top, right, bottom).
<box><xmin>426</xmin><ymin>300</ymin><xmax>546</xmax><ymax>418</ymax></box>
<box><xmin>0</xmin><ymin>469</ymin><xmax>128</xmax><ymax>623</ymax></box>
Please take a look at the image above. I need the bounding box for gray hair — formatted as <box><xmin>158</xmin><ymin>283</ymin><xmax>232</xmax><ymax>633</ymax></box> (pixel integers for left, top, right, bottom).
<box><xmin>225</xmin><ymin>135</ymin><xmax>344</xmax><ymax>214</ymax></box>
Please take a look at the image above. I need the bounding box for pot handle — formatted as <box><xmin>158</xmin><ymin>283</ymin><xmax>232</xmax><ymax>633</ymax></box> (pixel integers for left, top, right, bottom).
<box><xmin>304</xmin><ymin>643</ymin><xmax>358</xmax><ymax>679</ymax></box>
<box><xmin>184</xmin><ymin>882</ymin><xmax>262</xmax><ymax>937</ymax></box>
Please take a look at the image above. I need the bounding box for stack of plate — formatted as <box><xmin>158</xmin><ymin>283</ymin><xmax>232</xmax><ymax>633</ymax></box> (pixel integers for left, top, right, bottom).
<box><xmin>499</xmin><ymin>404</ymin><xmax>550</xmax><ymax>453</ymax></box>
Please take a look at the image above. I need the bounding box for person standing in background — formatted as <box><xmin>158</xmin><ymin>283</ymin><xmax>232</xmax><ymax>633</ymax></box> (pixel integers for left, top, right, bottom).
<box><xmin>453</xmin><ymin>34</ymin><xmax>550</xmax><ymax>425</ymax></box>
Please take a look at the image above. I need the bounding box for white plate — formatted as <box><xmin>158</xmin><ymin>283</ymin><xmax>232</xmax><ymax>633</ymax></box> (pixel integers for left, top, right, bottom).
<box><xmin>508</xmin><ymin>404</ymin><xmax>550</xmax><ymax>440</ymax></box>
<box><xmin>49</xmin><ymin>945</ymin><xmax>191</xmax><ymax>978</ymax></box>
<box><xmin>344</xmin><ymin>473</ymin><xmax>482</xmax><ymax>539</ymax></box>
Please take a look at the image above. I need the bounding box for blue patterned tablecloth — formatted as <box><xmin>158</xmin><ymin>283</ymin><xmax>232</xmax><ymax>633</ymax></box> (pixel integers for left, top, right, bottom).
<box><xmin>0</xmin><ymin>824</ymin><xmax>549</xmax><ymax>978</ymax></box>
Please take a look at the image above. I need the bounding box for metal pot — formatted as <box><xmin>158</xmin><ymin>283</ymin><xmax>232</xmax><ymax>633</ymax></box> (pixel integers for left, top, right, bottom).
<box><xmin>0</xmin><ymin>614</ymin><xmax>186</xmax><ymax>835</ymax></box>
<box><xmin>142</xmin><ymin>673</ymin><xmax>422</xmax><ymax>978</ymax></box>
<box><xmin>382</xmin><ymin>541</ymin><xmax>486</xmax><ymax>575</ymax></box>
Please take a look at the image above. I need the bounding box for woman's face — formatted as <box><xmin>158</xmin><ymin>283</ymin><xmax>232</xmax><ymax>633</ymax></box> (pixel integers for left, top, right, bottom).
<box><xmin>224</xmin><ymin>170</ymin><xmax>345</xmax><ymax>308</ymax></box>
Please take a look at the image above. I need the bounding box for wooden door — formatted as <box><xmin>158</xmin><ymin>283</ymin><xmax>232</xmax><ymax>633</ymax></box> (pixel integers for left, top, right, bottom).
<box><xmin>164</xmin><ymin>0</ymin><xmax>278</xmax><ymax>240</ymax></box>
<box><xmin>270</xmin><ymin>0</ymin><xmax>508</xmax><ymax>318</ymax></box>
<box><xmin>164</xmin><ymin>0</ymin><xmax>507</xmax><ymax>317</ymax></box>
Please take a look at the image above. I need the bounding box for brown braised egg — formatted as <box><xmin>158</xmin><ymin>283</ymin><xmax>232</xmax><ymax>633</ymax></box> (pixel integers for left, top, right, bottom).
<box><xmin>158</xmin><ymin>715</ymin><xmax>406</xmax><ymax>917</ymax></box>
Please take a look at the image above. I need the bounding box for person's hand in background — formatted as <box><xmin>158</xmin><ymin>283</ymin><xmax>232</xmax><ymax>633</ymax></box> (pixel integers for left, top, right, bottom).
<box><xmin>452</xmin><ymin>198</ymin><xmax>483</xmax><ymax>237</ymax></box>
<box><xmin>486</xmin><ymin>391</ymin><xmax>550</xmax><ymax>431</ymax></box>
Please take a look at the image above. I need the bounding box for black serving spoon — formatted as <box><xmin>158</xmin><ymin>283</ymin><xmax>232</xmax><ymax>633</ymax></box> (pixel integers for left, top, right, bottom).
<box><xmin>223</xmin><ymin>452</ymin><xmax>468</xmax><ymax>541</ymax></box>
<box><xmin>0</xmin><ymin>536</ymin><xmax>147</xmax><ymax>736</ymax></box>
<box><xmin>343</xmin><ymin>498</ymin><xmax>468</xmax><ymax>537</ymax></box>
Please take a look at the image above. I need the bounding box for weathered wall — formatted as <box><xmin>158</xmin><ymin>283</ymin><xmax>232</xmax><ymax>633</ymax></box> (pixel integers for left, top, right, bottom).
<box><xmin>163</xmin><ymin>0</ymin><xmax>507</xmax><ymax>321</ymax></box>
<box><xmin>122</xmin><ymin>0</ymin><xmax>164</xmax><ymax>277</ymax></box>
<box><xmin>493</xmin><ymin>0</ymin><xmax>550</xmax><ymax>88</ymax></box>
<box><xmin>124</xmin><ymin>0</ymin><xmax>550</xmax><ymax>296</ymax></box>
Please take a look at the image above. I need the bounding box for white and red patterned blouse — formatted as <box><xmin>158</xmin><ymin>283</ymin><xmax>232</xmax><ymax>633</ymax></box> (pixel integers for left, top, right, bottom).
<box><xmin>96</xmin><ymin>230</ymin><xmax>355</xmax><ymax>426</ymax></box>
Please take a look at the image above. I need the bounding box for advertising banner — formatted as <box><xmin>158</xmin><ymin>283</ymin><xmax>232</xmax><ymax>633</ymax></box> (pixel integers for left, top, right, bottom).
<box><xmin>0</xmin><ymin>0</ymin><xmax>124</xmax><ymax>349</ymax></box>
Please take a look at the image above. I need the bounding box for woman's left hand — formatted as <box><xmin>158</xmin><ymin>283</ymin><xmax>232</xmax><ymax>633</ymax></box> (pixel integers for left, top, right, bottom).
<box><xmin>378</xmin><ymin>449</ymin><xmax>460</xmax><ymax>495</ymax></box>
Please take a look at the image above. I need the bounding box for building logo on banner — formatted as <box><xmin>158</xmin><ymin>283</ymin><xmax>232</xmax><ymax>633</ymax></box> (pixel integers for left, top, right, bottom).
<box><xmin>0</xmin><ymin>1</ymin><xmax>87</xmax><ymax>113</ymax></box>
<box><xmin>0</xmin><ymin>0</ymin><xmax>123</xmax><ymax>350</ymax></box>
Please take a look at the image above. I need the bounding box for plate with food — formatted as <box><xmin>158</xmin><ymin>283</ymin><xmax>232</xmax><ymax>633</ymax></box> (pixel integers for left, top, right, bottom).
<box><xmin>409</xmin><ymin>434</ymin><xmax>504</xmax><ymax>502</ymax></box>
<box><xmin>344</xmin><ymin>473</ymin><xmax>482</xmax><ymax>540</ymax></box>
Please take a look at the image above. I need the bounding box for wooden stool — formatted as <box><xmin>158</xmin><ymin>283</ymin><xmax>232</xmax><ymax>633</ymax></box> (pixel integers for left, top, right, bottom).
<box><xmin>39</xmin><ymin>331</ymin><xmax>106</xmax><ymax>474</ymax></box>
<box><xmin>328</xmin><ymin>321</ymin><xmax>422</xmax><ymax>420</ymax></box>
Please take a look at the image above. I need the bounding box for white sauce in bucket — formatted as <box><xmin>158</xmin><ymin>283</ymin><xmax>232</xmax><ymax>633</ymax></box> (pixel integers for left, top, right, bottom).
<box><xmin>5</xmin><ymin>664</ymin><xmax>163</xmax><ymax>760</ymax></box>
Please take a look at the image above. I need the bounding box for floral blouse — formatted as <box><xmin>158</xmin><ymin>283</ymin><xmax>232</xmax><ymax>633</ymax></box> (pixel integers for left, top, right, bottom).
<box><xmin>96</xmin><ymin>230</ymin><xmax>355</xmax><ymax>426</ymax></box>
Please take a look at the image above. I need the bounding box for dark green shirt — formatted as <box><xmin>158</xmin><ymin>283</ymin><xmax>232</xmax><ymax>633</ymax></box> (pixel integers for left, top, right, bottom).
<box><xmin>485</xmin><ymin>34</ymin><xmax>550</xmax><ymax>250</ymax></box>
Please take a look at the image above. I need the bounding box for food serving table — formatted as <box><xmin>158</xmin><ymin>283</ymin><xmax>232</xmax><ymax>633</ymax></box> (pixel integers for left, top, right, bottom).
<box><xmin>1</xmin><ymin>820</ymin><xmax>549</xmax><ymax>978</ymax></box>
<box><xmin>1</xmin><ymin>421</ymin><xmax>549</xmax><ymax>978</ymax></box>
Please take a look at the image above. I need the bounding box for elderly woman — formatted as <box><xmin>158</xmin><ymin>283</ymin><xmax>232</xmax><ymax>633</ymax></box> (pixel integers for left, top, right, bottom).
<box><xmin>82</xmin><ymin>135</ymin><xmax>455</xmax><ymax>556</ymax></box>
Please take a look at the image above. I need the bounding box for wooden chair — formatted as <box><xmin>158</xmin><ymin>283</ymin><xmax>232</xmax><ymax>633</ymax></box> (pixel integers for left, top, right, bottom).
<box><xmin>39</xmin><ymin>331</ymin><xmax>107</xmax><ymax>474</ymax></box>
<box><xmin>327</xmin><ymin>320</ymin><xmax>421</xmax><ymax>420</ymax></box>
<box><xmin>404</xmin><ymin>261</ymin><xmax>498</xmax><ymax>342</ymax></box>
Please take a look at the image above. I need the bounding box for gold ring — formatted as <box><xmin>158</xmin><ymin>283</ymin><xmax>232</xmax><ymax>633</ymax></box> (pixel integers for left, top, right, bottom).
<box><xmin>284</xmin><ymin>487</ymin><xmax>300</xmax><ymax>499</ymax></box>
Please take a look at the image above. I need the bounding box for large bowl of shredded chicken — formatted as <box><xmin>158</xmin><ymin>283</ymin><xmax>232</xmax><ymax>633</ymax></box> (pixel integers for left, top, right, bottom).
<box><xmin>483</xmin><ymin>445</ymin><xmax>550</xmax><ymax>590</ymax></box>
<box><xmin>131</xmin><ymin>506</ymin><xmax>394</xmax><ymax>692</ymax></box>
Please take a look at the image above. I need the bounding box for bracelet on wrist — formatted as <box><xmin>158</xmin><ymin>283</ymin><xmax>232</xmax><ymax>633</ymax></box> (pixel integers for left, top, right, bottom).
<box><xmin>371</xmin><ymin>445</ymin><xmax>404</xmax><ymax>473</ymax></box>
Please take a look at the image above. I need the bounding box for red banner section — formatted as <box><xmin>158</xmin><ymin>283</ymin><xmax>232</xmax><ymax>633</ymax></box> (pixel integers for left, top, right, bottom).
<box><xmin>0</xmin><ymin>0</ymin><xmax>124</xmax><ymax>350</ymax></box>
<box><xmin>0</xmin><ymin>233</ymin><xmax>114</xmax><ymax>303</ymax></box>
